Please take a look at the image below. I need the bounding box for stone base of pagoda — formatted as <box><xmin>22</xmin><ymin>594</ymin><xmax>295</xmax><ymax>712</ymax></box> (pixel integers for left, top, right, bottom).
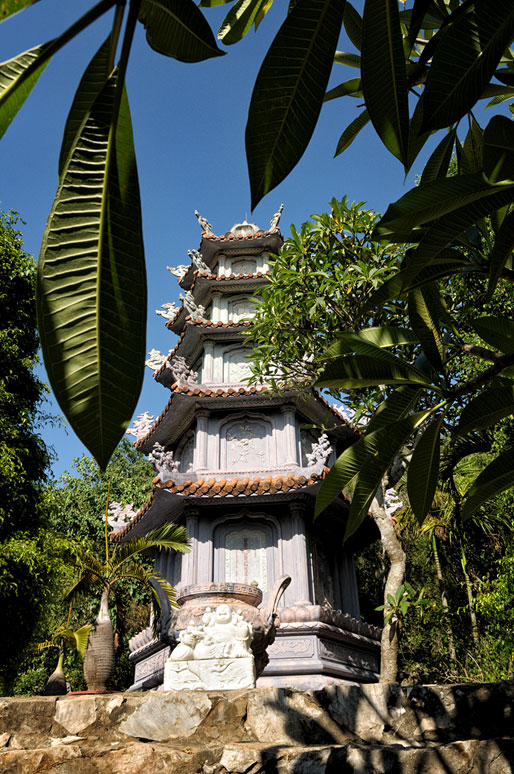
<box><xmin>127</xmin><ymin>626</ymin><xmax>171</xmax><ymax>691</ymax></box>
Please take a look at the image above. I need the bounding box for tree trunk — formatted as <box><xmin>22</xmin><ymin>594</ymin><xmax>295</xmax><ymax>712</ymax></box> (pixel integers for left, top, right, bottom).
<box><xmin>83</xmin><ymin>586</ymin><xmax>115</xmax><ymax>692</ymax></box>
<box><xmin>432</xmin><ymin>533</ymin><xmax>457</xmax><ymax>662</ymax></box>
<box><xmin>43</xmin><ymin>651</ymin><xmax>67</xmax><ymax>696</ymax></box>
<box><xmin>370</xmin><ymin>486</ymin><xmax>406</xmax><ymax>683</ymax></box>
<box><xmin>460</xmin><ymin>544</ymin><xmax>480</xmax><ymax>649</ymax></box>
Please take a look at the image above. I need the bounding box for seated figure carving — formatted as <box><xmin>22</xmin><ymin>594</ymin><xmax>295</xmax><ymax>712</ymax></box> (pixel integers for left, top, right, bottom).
<box><xmin>170</xmin><ymin>604</ymin><xmax>253</xmax><ymax>662</ymax></box>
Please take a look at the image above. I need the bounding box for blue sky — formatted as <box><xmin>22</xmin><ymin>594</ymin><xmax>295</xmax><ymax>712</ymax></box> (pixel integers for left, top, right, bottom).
<box><xmin>2</xmin><ymin>0</ymin><xmax>507</xmax><ymax>478</ymax></box>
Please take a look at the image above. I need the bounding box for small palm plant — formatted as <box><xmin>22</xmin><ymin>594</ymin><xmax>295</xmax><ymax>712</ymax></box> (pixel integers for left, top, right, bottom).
<box><xmin>66</xmin><ymin>514</ymin><xmax>189</xmax><ymax>692</ymax></box>
<box><xmin>39</xmin><ymin>619</ymin><xmax>92</xmax><ymax>695</ymax></box>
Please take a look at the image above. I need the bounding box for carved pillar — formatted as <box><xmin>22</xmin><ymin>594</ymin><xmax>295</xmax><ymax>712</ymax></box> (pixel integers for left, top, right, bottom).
<box><xmin>218</xmin><ymin>254</ymin><xmax>227</xmax><ymax>277</ymax></box>
<box><xmin>211</xmin><ymin>292</ymin><xmax>222</xmax><ymax>322</ymax></box>
<box><xmin>280</xmin><ymin>405</ymin><xmax>298</xmax><ymax>467</ymax></box>
<box><xmin>181</xmin><ymin>509</ymin><xmax>199</xmax><ymax>586</ymax></box>
<box><xmin>203</xmin><ymin>341</ymin><xmax>215</xmax><ymax>383</ymax></box>
<box><xmin>193</xmin><ymin>410</ymin><xmax>209</xmax><ymax>472</ymax></box>
<box><xmin>288</xmin><ymin>500</ymin><xmax>312</xmax><ymax>604</ymax></box>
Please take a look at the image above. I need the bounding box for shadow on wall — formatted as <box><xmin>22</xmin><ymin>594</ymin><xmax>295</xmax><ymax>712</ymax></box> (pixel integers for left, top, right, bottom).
<box><xmin>249</xmin><ymin>681</ymin><xmax>514</xmax><ymax>774</ymax></box>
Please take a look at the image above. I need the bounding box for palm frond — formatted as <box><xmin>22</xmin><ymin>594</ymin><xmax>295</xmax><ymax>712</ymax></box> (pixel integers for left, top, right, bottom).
<box><xmin>111</xmin><ymin>523</ymin><xmax>190</xmax><ymax>570</ymax></box>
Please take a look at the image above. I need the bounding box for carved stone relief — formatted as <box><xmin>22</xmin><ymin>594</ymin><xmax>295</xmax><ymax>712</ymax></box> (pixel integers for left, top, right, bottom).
<box><xmin>224</xmin><ymin>348</ymin><xmax>252</xmax><ymax>383</ymax></box>
<box><xmin>177</xmin><ymin>431</ymin><xmax>194</xmax><ymax>474</ymax></box>
<box><xmin>231</xmin><ymin>258</ymin><xmax>256</xmax><ymax>276</ymax></box>
<box><xmin>228</xmin><ymin>298</ymin><xmax>255</xmax><ymax>322</ymax></box>
<box><xmin>267</xmin><ymin>637</ymin><xmax>315</xmax><ymax>659</ymax></box>
<box><xmin>319</xmin><ymin>641</ymin><xmax>378</xmax><ymax>672</ymax></box>
<box><xmin>224</xmin><ymin>527</ymin><xmax>268</xmax><ymax>591</ymax></box>
<box><xmin>223</xmin><ymin>419</ymin><xmax>269</xmax><ymax>469</ymax></box>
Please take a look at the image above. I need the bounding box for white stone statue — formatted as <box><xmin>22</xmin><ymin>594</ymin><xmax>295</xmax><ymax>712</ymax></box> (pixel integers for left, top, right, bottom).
<box><xmin>164</xmin><ymin>604</ymin><xmax>255</xmax><ymax>691</ymax></box>
<box><xmin>306</xmin><ymin>433</ymin><xmax>332</xmax><ymax>468</ymax></box>
<box><xmin>179</xmin><ymin>290</ymin><xmax>207</xmax><ymax>322</ymax></box>
<box><xmin>148</xmin><ymin>442</ymin><xmax>180</xmax><ymax>481</ymax></box>
<box><xmin>167</xmin><ymin>264</ymin><xmax>189</xmax><ymax>280</ymax></box>
<box><xmin>195</xmin><ymin>209</ymin><xmax>213</xmax><ymax>235</ymax></box>
<box><xmin>270</xmin><ymin>203</ymin><xmax>283</xmax><ymax>231</ymax></box>
<box><xmin>155</xmin><ymin>302</ymin><xmax>179</xmax><ymax>321</ymax></box>
<box><xmin>126</xmin><ymin>412</ymin><xmax>155</xmax><ymax>440</ymax></box>
<box><xmin>188</xmin><ymin>249</ymin><xmax>210</xmax><ymax>274</ymax></box>
<box><xmin>166</xmin><ymin>355</ymin><xmax>198</xmax><ymax>385</ymax></box>
<box><xmin>145</xmin><ymin>349</ymin><xmax>168</xmax><ymax>371</ymax></box>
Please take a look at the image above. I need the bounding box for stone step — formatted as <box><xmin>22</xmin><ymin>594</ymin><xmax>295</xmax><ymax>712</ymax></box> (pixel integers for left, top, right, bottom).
<box><xmin>2</xmin><ymin>738</ymin><xmax>514</xmax><ymax>774</ymax></box>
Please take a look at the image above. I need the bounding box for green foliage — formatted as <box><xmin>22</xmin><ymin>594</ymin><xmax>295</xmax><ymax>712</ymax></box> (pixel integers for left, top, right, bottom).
<box><xmin>376</xmin><ymin>581</ymin><xmax>429</xmax><ymax>627</ymax></box>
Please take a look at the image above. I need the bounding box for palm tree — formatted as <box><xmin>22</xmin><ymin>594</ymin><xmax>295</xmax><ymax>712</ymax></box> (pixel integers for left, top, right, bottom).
<box><xmin>67</xmin><ymin>522</ymin><xmax>190</xmax><ymax>692</ymax></box>
<box><xmin>39</xmin><ymin>620</ymin><xmax>92</xmax><ymax>695</ymax></box>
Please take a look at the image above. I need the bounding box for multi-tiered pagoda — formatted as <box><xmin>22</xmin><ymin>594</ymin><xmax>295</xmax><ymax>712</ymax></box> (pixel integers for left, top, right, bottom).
<box><xmin>114</xmin><ymin>212</ymin><xmax>381</xmax><ymax>690</ymax></box>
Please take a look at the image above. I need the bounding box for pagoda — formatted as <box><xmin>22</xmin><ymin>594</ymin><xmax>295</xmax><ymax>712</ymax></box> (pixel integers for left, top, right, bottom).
<box><xmin>113</xmin><ymin>211</ymin><xmax>381</xmax><ymax>690</ymax></box>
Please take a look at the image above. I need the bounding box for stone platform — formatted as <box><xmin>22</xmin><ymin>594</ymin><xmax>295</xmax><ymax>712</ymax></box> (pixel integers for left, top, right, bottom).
<box><xmin>1</xmin><ymin>682</ymin><xmax>514</xmax><ymax>772</ymax></box>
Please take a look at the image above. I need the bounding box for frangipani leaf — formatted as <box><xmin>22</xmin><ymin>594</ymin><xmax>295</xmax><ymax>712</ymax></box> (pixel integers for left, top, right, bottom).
<box><xmin>334</xmin><ymin>108</ymin><xmax>370</xmax><ymax>156</ymax></box>
<box><xmin>0</xmin><ymin>0</ymin><xmax>40</xmax><ymax>22</ymax></box>
<box><xmin>457</xmin><ymin>385</ymin><xmax>514</xmax><ymax>436</ymax></box>
<box><xmin>422</xmin><ymin>2</ymin><xmax>514</xmax><ymax>131</ymax></box>
<box><xmin>37</xmin><ymin>78</ymin><xmax>147</xmax><ymax>470</ymax></box>
<box><xmin>73</xmin><ymin>624</ymin><xmax>93</xmax><ymax>658</ymax></box>
<box><xmin>408</xmin><ymin>412</ymin><xmax>444</xmax><ymax>524</ymax></box>
<box><xmin>470</xmin><ymin>316</ymin><xmax>514</xmax><ymax>354</ymax></box>
<box><xmin>408</xmin><ymin>286</ymin><xmax>444</xmax><ymax>373</ymax></box>
<box><xmin>246</xmin><ymin>0</ymin><xmax>346</xmax><ymax>208</ymax></box>
<box><xmin>361</xmin><ymin>0</ymin><xmax>409</xmax><ymax>165</ymax></box>
<box><xmin>316</xmin><ymin>355</ymin><xmax>434</xmax><ymax>390</ymax></box>
<box><xmin>218</xmin><ymin>0</ymin><xmax>266</xmax><ymax>44</ymax></box>
<box><xmin>0</xmin><ymin>42</ymin><xmax>51</xmax><ymax>140</ymax></box>
<box><xmin>324</xmin><ymin>77</ymin><xmax>361</xmax><ymax>102</ymax></box>
<box><xmin>483</xmin><ymin>115</ymin><xmax>514</xmax><ymax>184</ymax></box>
<box><xmin>366</xmin><ymin>385</ymin><xmax>421</xmax><ymax>433</ymax></box>
<box><xmin>323</xmin><ymin>327</ymin><xmax>418</xmax><ymax>359</ymax></box>
<box><xmin>343</xmin><ymin>2</ymin><xmax>362</xmax><ymax>50</ymax></box>
<box><xmin>316</xmin><ymin>410</ymin><xmax>432</xmax><ymax>536</ymax></box>
<box><xmin>420</xmin><ymin>128</ymin><xmax>456</xmax><ymax>185</ymax></box>
<box><xmin>462</xmin><ymin>448</ymin><xmax>514</xmax><ymax>520</ymax></box>
<box><xmin>488</xmin><ymin>209</ymin><xmax>514</xmax><ymax>297</ymax></box>
<box><xmin>139</xmin><ymin>0</ymin><xmax>224</xmax><ymax>62</ymax></box>
<box><xmin>59</xmin><ymin>37</ymin><xmax>111</xmax><ymax>180</ymax></box>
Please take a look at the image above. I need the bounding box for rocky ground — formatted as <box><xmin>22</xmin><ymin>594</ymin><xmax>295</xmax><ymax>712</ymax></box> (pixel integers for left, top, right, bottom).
<box><xmin>1</xmin><ymin>681</ymin><xmax>513</xmax><ymax>773</ymax></box>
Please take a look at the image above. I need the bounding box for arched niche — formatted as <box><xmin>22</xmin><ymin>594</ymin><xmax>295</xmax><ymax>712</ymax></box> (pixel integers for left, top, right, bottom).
<box><xmin>222</xmin><ymin>343</ymin><xmax>252</xmax><ymax>383</ymax></box>
<box><xmin>176</xmin><ymin>429</ymin><xmax>194</xmax><ymax>473</ymax></box>
<box><xmin>212</xmin><ymin>511</ymin><xmax>281</xmax><ymax>595</ymax></box>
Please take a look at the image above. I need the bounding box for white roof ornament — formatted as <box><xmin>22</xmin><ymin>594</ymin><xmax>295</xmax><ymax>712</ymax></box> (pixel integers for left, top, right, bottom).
<box><xmin>149</xmin><ymin>442</ymin><xmax>180</xmax><ymax>481</ymax></box>
<box><xmin>167</xmin><ymin>264</ymin><xmax>188</xmax><ymax>280</ymax></box>
<box><xmin>126</xmin><ymin>411</ymin><xmax>155</xmax><ymax>440</ymax></box>
<box><xmin>179</xmin><ymin>290</ymin><xmax>207</xmax><ymax>322</ymax></box>
<box><xmin>270</xmin><ymin>204</ymin><xmax>283</xmax><ymax>231</ymax></box>
<box><xmin>105</xmin><ymin>501</ymin><xmax>136</xmax><ymax>531</ymax></box>
<box><xmin>156</xmin><ymin>302</ymin><xmax>179</xmax><ymax>321</ymax></box>
<box><xmin>195</xmin><ymin>209</ymin><xmax>213</xmax><ymax>235</ymax></box>
<box><xmin>145</xmin><ymin>348</ymin><xmax>169</xmax><ymax>371</ymax></box>
<box><xmin>306</xmin><ymin>433</ymin><xmax>332</xmax><ymax>469</ymax></box>
<box><xmin>167</xmin><ymin>355</ymin><xmax>198</xmax><ymax>386</ymax></box>
<box><xmin>188</xmin><ymin>249</ymin><xmax>210</xmax><ymax>274</ymax></box>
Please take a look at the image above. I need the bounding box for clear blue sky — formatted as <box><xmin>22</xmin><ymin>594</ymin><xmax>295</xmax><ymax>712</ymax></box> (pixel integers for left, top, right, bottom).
<box><xmin>1</xmin><ymin>0</ymin><xmax>508</xmax><ymax>478</ymax></box>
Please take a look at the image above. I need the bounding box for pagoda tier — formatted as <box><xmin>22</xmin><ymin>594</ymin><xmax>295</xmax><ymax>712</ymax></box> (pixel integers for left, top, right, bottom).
<box><xmin>119</xmin><ymin>216</ymin><xmax>380</xmax><ymax>691</ymax></box>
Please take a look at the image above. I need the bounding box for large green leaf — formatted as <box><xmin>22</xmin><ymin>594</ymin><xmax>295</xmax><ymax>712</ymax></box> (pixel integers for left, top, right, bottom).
<box><xmin>363</xmin><ymin>251</ymin><xmax>472</xmax><ymax>310</ymax></box>
<box><xmin>334</xmin><ymin>108</ymin><xmax>370</xmax><ymax>156</ymax></box>
<box><xmin>316</xmin><ymin>410</ymin><xmax>431</xmax><ymax>537</ymax></box>
<box><xmin>366</xmin><ymin>385</ymin><xmax>421</xmax><ymax>433</ymax></box>
<box><xmin>138</xmin><ymin>0</ymin><xmax>224</xmax><ymax>62</ymax></box>
<box><xmin>316</xmin><ymin>354</ymin><xmax>434</xmax><ymax>390</ymax></box>
<box><xmin>59</xmin><ymin>37</ymin><xmax>111</xmax><ymax>180</ymax></box>
<box><xmin>37</xmin><ymin>78</ymin><xmax>147</xmax><ymax>470</ymax></box>
<box><xmin>420</xmin><ymin>129</ymin><xmax>456</xmax><ymax>185</ymax></box>
<box><xmin>422</xmin><ymin>1</ymin><xmax>514</xmax><ymax>131</ymax></box>
<box><xmin>334</xmin><ymin>50</ymin><xmax>361</xmax><ymax>68</ymax></box>
<box><xmin>375</xmin><ymin>173</ymin><xmax>506</xmax><ymax>240</ymax></box>
<box><xmin>462</xmin><ymin>447</ymin><xmax>514</xmax><ymax>520</ymax></box>
<box><xmin>407</xmin><ymin>412</ymin><xmax>444</xmax><ymax>524</ymax></box>
<box><xmin>0</xmin><ymin>43</ymin><xmax>51</xmax><ymax>140</ymax></box>
<box><xmin>488</xmin><ymin>209</ymin><xmax>514</xmax><ymax>297</ymax></box>
<box><xmin>483</xmin><ymin>115</ymin><xmax>514</xmax><ymax>184</ymax></box>
<box><xmin>457</xmin><ymin>385</ymin><xmax>514</xmax><ymax>436</ymax></box>
<box><xmin>408</xmin><ymin>286</ymin><xmax>444</xmax><ymax>373</ymax></box>
<box><xmin>462</xmin><ymin>116</ymin><xmax>483</xmax><ymax>173</ymax></box>
<box><xmin>470</xmin><ymin>316</ymin><xmax>514</xmax><ymax>354</ymax></box>
<box><xmin>361</xmin><ymin>0</ymin><xmax>409</xmax><ymax>165</ymax></box>
<box><xmin>323</xmin><ymin>327</ymin><xmax>419</xmax><ymax>359</ymax></box>
<box><xmin>0</xmin><ymin>0</ymin><xmax>39</xmax><ymax>22</ymax></box>
<box><xmin>246</xmin><ymin>0</ymin><xmax>346</xmax><ymax>208</ymax></box>
<box><xmin>343</xmin><ymin>2</ymin><xmax>362</xmax><ymax>50</ymax></box>
<box><xmin>324</xmin><ymin>77</ymin><xmax>361</xmax><ymax>102</ymax></box>
<box><xmin>218</xmin><ymin>0</ymin><xmax>267</xmax><ymax>44</ymax></box>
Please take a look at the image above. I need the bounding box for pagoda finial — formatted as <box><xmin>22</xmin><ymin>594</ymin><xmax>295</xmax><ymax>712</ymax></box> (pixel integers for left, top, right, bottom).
<box><xmin>195</xmin><ymin>209</ymin><xmax>213</xmax><ymax>235</ymax></box>
<box><xmin>270</xmin><ymin>204</ymin><xmax>283</xmax><ymax>231</ymax></box>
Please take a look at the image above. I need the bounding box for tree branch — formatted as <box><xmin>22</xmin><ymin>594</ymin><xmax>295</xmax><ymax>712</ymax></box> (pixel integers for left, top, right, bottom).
<box><xmin>453</xmin><ymin>352</ymin><xmax>514</xmax><ymax>399</ymax></box>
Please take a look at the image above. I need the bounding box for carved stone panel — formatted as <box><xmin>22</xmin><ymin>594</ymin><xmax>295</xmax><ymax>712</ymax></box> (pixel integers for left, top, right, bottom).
<box><xmin>224</xmin><ymin>527</ymin><xmax>269</xmax><ymax>590</ymax></box>
<box><xmin>229</xmin><ymin>298</ymin><xmax>255</xmax><ymax>322</ymax></box>
<box><xmin>224</xmin><ymin>348</ymin><xmax>252</xmax><ymax>383</ymax></box>
<box><xmin>177</xmin><ymin>430</ymin><xmax>194</xmax><ymax>473</ymax></box>
<box><xmin>231</xmin><ymin>258</ymin><xmax>256</xmax><ymax>276</ymax></box>
<box><xmin>319</xmin><ymin>640</ymin><xmax>378</xmax><ymax>673</ymax></box>
<box><xmin>222</xmin><ymin>419</ymin><xmax>270</xmax><ymax>470</ymax></box>
<box><xmin>133</xmin><ymin>646</ymin><xmax>171</xmax><ymax>684</ymax></box>
<box><xmin>267</xmin><ymin>636</ymin><xmax>315</xmax><ymax>659</ymax></box>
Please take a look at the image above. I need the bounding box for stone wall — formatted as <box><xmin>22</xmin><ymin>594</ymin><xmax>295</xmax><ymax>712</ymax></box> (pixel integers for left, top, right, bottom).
<box><xmin>1</xmin><ymin>682</ymin><xmax>513</xmax><ymax>773</ymax></box>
